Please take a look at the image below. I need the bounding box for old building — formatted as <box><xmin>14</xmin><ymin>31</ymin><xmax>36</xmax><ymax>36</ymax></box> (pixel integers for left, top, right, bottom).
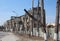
<box><xmin>3</xmin><ymin>7</ymin><xmax>46</xmax><ymax>38</ymax></box>
<box><xmin>47</xmin><ymin>23</ymin><xmax>60</xmax><ymax>40</ymax></box>
<box><xmin>11</xmin><ymin>15</ymin><xmax>25</xmax><ymax>33</ymax></box>
<box><xmin>25</xmin><ymin>7</ymin><xmax>45</xmax><ymax>37</ymax></box>
<box><xmin>4</xmin><ymin>20</ymin><xmax>12</xmax><ymax>32</ymax></box>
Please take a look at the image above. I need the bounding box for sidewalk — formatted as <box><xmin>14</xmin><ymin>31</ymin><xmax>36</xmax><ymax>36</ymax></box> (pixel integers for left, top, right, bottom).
<box><xmin>14</xmin><ymin>33</ymin><xmax>54</xmax><ymax>41</ymax></box>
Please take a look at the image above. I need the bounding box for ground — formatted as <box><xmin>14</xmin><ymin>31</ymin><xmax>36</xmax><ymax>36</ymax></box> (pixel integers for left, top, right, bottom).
<box><xmin>0</xmin><ymin>31</ymin><xmax>20</xmax><ymax>41</ymax></box>
<box><xmin>0</xmin><ymin>31</ymin><xmax>59</xmax><ymax>41</ymax></box>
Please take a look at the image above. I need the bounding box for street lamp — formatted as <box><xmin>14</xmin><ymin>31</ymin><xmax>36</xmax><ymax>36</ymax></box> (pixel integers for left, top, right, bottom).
<box><xmin>12</xmin><ymin>11</ymin><xmax>18</xmax><ymax>16</ymax></box>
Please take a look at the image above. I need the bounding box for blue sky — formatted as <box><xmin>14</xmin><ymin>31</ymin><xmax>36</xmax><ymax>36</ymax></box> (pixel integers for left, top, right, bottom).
<box><xmin>0</xmin><ymin>0</ymin><xmax>56</xmax><ymax>25</ymax></box>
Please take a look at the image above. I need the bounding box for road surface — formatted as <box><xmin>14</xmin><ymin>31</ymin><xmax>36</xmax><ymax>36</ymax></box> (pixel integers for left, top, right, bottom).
<box><xmin>0</xmin><ymin>31</ymin><xmax>20</xmax><ymax>41</ymax></box>
<box><xmin>0</xmin><ymin>31</ymin><xmax>44</xmax><ymax>41</ymax></box>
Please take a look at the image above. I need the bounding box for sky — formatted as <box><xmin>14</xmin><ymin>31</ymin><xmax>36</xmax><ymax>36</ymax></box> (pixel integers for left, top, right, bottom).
<box><xmin>0</xmin><ymin>0</ymin><xmax>56</xmax><ymax>25</ymax></box>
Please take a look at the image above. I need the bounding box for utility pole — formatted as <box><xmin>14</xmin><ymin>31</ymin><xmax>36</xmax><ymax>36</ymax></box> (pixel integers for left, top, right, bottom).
<box><xmin>54</xmin><ymin>0</ymin><xmax>60</xmax><ymax>41</ymax></box>
<box><xmin>40</xmin><ymin>0</ymin><xmax>47</xmax><ymax>41</ymax></box>
<box><xmin>32</xmin><ymin>0</ymin><xmax>34</xmax><ymax>36</ymax></box>
<box><xmin>37</xmin><ymin>0</ymin><xmax>40</xmax><ymax>37</ymax></box>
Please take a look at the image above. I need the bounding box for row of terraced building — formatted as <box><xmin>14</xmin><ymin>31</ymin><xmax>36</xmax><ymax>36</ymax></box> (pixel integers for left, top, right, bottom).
<box><xmin>3</xmin><ymin>7</ymin><xmax>60</xmax><ymax>40</ymax></box>
<box><xmin>3</xmin><ymin>0</ymin><xmax>60</xmax><ymax>41</ymax></box>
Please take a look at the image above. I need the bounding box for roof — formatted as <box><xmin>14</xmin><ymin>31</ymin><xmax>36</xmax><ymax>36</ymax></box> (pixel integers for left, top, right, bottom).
<box><xmin>47</xmin><ymin>23</ymin><xmax>55</xmax><ymax>26</ymax></box>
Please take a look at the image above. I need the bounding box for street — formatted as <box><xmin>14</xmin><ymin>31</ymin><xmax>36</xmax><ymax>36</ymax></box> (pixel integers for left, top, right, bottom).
<box><xmin>0</xmin><ymin>31</ymin><xmax>20</xmax><ymax>41</ymax></box>
<box><xmin>0</xmin><ymin>31</ymin><xmax>44</xmax><ymax>41</ymax></box>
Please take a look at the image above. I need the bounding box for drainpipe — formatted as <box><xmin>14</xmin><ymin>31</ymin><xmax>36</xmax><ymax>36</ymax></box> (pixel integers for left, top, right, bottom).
<box><xmin>10</xmin><ymin>19</ymin><xmax>12</xmax><ymax>32</ymax></box>
<box><xmin>37</xmin><ymin>0</ymin><xmax>40</xmax><ymax>37</ymax></box>
<box><xmin>25</xmin><ymin>15</ymin><xmax>26</xmax><ymax>34</ymax></box>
